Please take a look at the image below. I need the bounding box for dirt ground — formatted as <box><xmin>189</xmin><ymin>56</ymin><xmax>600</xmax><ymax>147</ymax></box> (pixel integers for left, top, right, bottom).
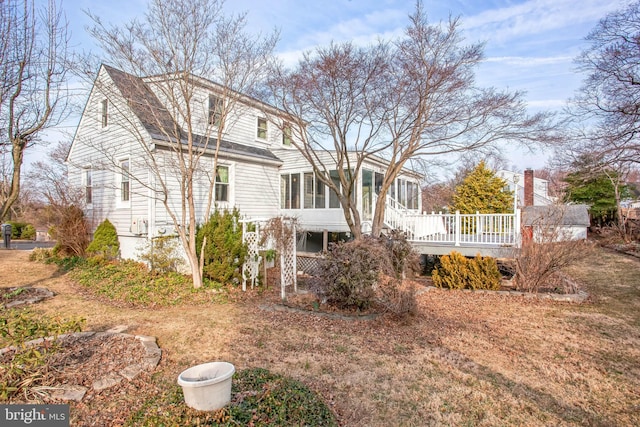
<box><xmin>1</xmin><ymin>247</ymin><xmax>639</xmax><ymax>426</ymax></box>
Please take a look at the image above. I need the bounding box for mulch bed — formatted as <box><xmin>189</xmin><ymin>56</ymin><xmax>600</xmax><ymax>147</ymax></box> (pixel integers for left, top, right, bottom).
<box><xmin>1</xmin><ymin>331</ymin><xmax>162</xmax><ymax>425</ymax></box>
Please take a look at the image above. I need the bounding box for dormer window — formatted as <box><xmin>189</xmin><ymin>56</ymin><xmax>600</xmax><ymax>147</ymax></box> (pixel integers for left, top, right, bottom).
<box><xmin>257</xmin><ymin>117</ymin><xmax>267</xmax><ymax>139</ymax></box>
<box><xmin>209</xmin><ymin>95</ymin><xmax>223</xmax><ymax>127</ymax></box>
<box><xmin>282</xmin><ymin>124</ymin><xmax>292</xmax><ymax>146</ymax></box>
<box><xmin>101</xmin><ymin>99</ymin><xmax>108</xmax><ymax>127</ymax></box>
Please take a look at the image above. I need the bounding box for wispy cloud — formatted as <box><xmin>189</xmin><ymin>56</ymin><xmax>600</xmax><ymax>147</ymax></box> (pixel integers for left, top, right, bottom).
<box><xmin>461</xmin><ymin>0</ymin><xmax>620</xmax><ymax>43</ymax></box>
<box><xmin>293</xmin><ymin>8</ymin><xmax>407</xmax><ymax>48</ymax></box>
<box><xmin>484</xmin><ymin>55</ymin><xmax>574</xmax><ymax>66</ymax></box>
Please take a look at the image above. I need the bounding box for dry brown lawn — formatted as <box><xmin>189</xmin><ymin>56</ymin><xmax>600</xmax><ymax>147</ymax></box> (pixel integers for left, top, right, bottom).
<box><xmin>1</xmin><ymin>247</ymin><xmax>639</xmax><ymax>426</ymax></box>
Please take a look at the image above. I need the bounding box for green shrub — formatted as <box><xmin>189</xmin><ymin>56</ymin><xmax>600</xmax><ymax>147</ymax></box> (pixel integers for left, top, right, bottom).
<box><xmin>6</xmin><ymin>221</ymin><xmax>27</xmax><ymax>239</ymax></box>
<box><xmin>432</xmin><ymin>251</ymin><xmax>502</xmax><ymax>290</ymax></box>
<box><xmin>87</xmin><ymin>219</ymin><xmax>119</xmax><ymax>259</ymax></box>
<box><xmin>316</xmin><ymin>237</ymin><xmax>385</xmax><ymax>310</ymax></box>
<box><xmin>19</xmin><ymin>224</ymin><xmax>36</xmax><ymax>240</ymax></box>
<box><xmin>196</xmin><ymin>208</ymin><xmax>247</xmax><ymax>285</ymax></box>
<box><xmin>138</xmin><ymin>236</ymin><xmax>183</xmax><ymax>273</ymax></box>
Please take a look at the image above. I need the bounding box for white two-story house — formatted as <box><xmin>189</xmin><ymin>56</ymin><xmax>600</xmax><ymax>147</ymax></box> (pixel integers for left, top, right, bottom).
<box><xmin>67</xmin><ymin>64</ymin><xmax>422</xmax><ymax>259</ymax></box>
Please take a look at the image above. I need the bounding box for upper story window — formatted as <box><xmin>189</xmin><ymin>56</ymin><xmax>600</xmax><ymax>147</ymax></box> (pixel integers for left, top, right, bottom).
<box><xmin>282</xmin><ymin>124</ymin><xmax>292</xmax><ymax>146</ymax></box>
<box><xmin>84</xmin><ymin>168</ymin><xmax>92</xmax><ymax>205</ymax></box>
<box><xmin>215</xmin><ymin>166</ymin><xmax>229</xmax><ymax>202</ymax></box>
<box><xmin>101</xmin><ymin>99</ymin><xmax>108</xmax><ymax>127</ymax></box>
<box><xmin>208</xmin><ymin>94</ymin><xmax>223</xmax><ymax>127</ymax></box>
<box><xmin>120</xmin><ymin>160</ymin><xmax>130</xmax><ymax>202</ymax></box>
<box><xmin>257</xmin><ymin>117</ymin><xmax>267</xmax><ymax>139</ymax></box>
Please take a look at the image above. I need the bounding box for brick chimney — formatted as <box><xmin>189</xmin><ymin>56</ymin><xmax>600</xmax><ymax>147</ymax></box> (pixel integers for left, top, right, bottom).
<box><xmin>524</xmin><ymin>168</ymin><xmax>534</xmax><ymax>207</ymax></box>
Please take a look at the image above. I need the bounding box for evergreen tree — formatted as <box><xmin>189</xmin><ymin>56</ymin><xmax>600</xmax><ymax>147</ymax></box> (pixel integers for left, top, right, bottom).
<box><xmin>86</xmin><ymin>219</ymin><xmax>119</xmax><ymax>259</ymax></box>
<box><xmin>196</xmin><ymin>208</ymin><xmax>247</xmax><ymax>285</ymax></box>
<box><xmin>450</xmin><ymin>161</ymin><xmax>514</xmax><ymax>214</ymax></box>
<box><xmin>564</xmin><ymin>169</ymin><xmax>628</xmax><ymax>225</ymax></box>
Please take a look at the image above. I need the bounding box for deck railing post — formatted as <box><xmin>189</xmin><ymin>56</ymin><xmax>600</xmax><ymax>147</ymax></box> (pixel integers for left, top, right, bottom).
<box><xmin>514</xmin><ymin>208</ymin><xmax>521</xmax><ymax>246</ymax></box>
<box><xmin>455</xmin><ymin>210</ymin><xmax>461</xmax><ymax>246</ymax></box>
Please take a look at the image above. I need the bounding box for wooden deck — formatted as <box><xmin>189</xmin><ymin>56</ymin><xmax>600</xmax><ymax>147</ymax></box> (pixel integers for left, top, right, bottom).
<box><xmin>381</xmin><ymin>196</ymin><xmax>522</xmax><ymax>257</ymax></box>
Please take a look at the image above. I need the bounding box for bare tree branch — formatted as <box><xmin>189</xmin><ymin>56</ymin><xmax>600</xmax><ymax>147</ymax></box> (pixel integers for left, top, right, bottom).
<box><xmin>0</xmin><ymin>0</ymin><xmax>71</xmax><ymax>220</ymax></box>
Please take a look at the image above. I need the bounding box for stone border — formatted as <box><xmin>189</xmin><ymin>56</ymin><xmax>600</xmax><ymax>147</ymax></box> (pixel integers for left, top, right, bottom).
<box><xmin>416</xmin><ymin>286</ymin><xmax>589</xmax><ymax>303</ymax></box>
<box><xmin>0</xmin><ymin>328</ymin><xmax>162</xmax><ymax>401</ymax></box>
<box><xmin>2</xmin><ymin>287</ymin><xmax>55</xmax><ymax>309</ymax></box>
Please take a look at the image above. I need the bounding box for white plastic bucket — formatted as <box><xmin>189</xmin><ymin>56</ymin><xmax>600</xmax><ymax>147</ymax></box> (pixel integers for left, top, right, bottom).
<box><xmin>177</xmin><ymin>362</ymin><xmax>235</xmax><ymax>411</ymax></box>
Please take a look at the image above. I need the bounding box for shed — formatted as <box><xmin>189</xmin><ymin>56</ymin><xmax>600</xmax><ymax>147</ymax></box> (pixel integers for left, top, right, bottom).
<box><xmin>522</xmin><ymin>204</ymin><xmax>590</xmax><ymax>241</ymax></box>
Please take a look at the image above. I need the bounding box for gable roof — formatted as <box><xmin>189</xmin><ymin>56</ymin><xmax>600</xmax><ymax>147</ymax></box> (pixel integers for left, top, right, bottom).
<box><xmin>102</xmin><ymin>64</ymin><xmax>281</xmax><ymax>164</ymax></box>
<box><xmin>522</xmin><ymin>205</ymin><xmax>590</xmax><ymax>227</ymax></box>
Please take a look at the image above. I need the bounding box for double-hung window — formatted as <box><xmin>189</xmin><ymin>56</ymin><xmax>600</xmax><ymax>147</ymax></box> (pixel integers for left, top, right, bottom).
<box><xmin>281</xmin><ymin>173</ymin><xmax>300</xmax><ymax>209</ymax></box>
<box><xmin>257</xmin><ymin>117</ymin><xmax>267</xmax><ymax>139</ymax></box>
<box><xmin>84</xmin><ymin>168</ymin><xmax>92</xmax><ymax>205</ymax></box>
<box><xmin>208</xmin><ymin>95</ymin><xmax>223</xmax><ymax>127</ymax></box>
<box><xmin>282</xmin><ymin>124</ymin><xmax>292</xmax><ymax>146</ymax></box>
<box><xmin>120</xmin><ymin>160</ymin><xmax>130</xmax><ymax>202</ymax></box>
<box><xmin>304</xmin><ymin>172</ymin><xmax>325</xmax><ymax>209</ymax></box>
<box><xmin>215</xmin><ymin>166</ymin><xmax>229</xmax><ymax>202</ymax></box>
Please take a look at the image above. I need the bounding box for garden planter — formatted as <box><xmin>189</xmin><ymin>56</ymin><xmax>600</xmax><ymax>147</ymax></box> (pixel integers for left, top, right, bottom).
<box><xmin>177</xmin><ymin>362</ymin><xmax>235</xmax><ymax>411</ymax></box>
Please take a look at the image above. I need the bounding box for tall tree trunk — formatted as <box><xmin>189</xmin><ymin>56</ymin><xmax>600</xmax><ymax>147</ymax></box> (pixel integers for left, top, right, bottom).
<box><xmin>0</xmin><ymin>138</ymin><xmax>26</xmax><ymax>220</ymax></box>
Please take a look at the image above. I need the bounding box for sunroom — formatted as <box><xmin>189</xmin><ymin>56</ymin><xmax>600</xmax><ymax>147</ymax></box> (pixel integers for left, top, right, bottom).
<box><xmin>279</xmin><ymin>160</ymin><xmax>422</xmax><ymax>252</ymax></box>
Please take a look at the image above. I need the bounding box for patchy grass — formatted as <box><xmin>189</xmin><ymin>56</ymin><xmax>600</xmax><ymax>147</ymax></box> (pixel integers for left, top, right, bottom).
<box><xmin>2</xmin><ymin>246</ymin><xmax>640</xmax><ymax>426</ymax></box>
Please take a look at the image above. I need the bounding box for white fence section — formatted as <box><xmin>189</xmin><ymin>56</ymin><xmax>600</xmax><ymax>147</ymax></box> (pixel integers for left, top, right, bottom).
<box><xmin>279</xmin><ymin>219</ymin><xmax>297</xmax><ymax>300</ymax></box>
<box><xmin>240</xmin><ymin>217</ymin><xmax>297</xmax><ymax>299</ymax></box>
<box><xmin>380</xmin><ymin>195</ymin><xmax>521</xmax><ymax>246</ymax></box>
<box><xmin>241</xmin><ymin>220</ymin><xmax>262</xmax><ymax>291</ymax></box>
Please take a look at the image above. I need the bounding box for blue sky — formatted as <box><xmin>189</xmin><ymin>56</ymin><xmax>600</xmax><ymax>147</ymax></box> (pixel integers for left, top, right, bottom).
<box><xmin>48</xmin><ymin>0</ymin><xmax>627</xmax><ymax>173</ymax></box>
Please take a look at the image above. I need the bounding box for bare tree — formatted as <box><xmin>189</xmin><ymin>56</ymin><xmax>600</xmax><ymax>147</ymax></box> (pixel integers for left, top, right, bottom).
<box><xmin>25</xmin><ymin>140</ymin><xmax>89</xmax><ymax>255</ymax></box>
<box><xmin>0</xmin><ymin>0</ymin><xmax>71</xmax><ymax>220</ymax></box>
<box><xmin>27</xmin><ymin>140</ymin><xmax>82</xmax><ymax>208</ymax></box>
<box><xmin>512</xmin><ymin>207</ymin><xmax>593</xmax><ymax>293</ymax></box>
<box><xmin>268</xmin><ymin>2</ymin><xmax>558</xmax><ymax>238</ymax></box>
<box><xmin>267</xmin><ymin>42</ymin><xmax>391</xmax><ymax>239</ymax></box>
<box><xmin>81</xmin><ymin>0</ymin><xmax>277</xmax><ymax>288</ymax></box>
<box><xmin>567</xmin><ymin>1</ymin><xmax>640</xmax><ymax>168</ymax></box>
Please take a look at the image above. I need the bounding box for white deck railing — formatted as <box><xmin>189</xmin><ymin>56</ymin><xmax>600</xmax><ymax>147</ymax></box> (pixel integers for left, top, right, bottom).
<box><xmin>381</xmin><ymin>195</ymin><xmax>521</xmax><ymax>247</ymax></box>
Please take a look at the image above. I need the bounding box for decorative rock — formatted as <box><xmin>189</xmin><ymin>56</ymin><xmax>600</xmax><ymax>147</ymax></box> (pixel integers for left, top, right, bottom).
<box><xmin>120</xmin><ymin>364</ymin><xmax>145</xmax><ymax>380</ymax></box>
<box><xmin>51</xmin><ymin>385</ymin><xmax>87</xmax><ymax>402</ymax></box>
<box><xmin>93</xmin><ymin>374</ymin><xmax>123</xmax><ymax>392</ymax></box>
<box><xmin>106</xmin><ymin>325</ymin><xmax>129</xmax><ymax>333</ymax></box>
<box><xmin>2</xmin><ymin>287</ymin><xmax>55</xmax><ymax>309</ymax></box>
